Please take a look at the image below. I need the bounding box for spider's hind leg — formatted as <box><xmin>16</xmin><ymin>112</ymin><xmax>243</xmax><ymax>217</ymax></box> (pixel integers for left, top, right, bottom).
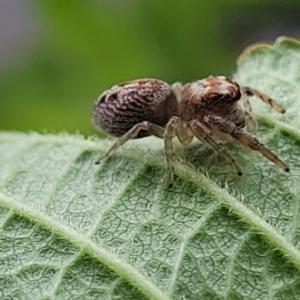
<box><xmin>96</xmin><ymin>121</ymin><xmax>164</xmax><ymax>164</ymax></box>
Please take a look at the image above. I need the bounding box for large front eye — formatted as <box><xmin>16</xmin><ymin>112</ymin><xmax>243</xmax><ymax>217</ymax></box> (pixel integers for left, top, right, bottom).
<box><xmin>211</xmin><ymin>93</ymin><xmax>219</xmax><ymax>100</ymax></box>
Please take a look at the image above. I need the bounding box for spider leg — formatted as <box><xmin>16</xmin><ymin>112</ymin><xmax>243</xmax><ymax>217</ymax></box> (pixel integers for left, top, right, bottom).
<box><xmin>241</xmin><ymin>93</ymin><xmax>256</xmax><ymax>132</ymax></box>
<box><xmin>244</xmin><ymin>110</ymin><xmax>256</xmax><ymax>133</ymax></box>
<box><xmin>96</xmin><ymin>121</ymin><xmax>165</xmax><ymax>164</ymax></box>
<box><xmin>164</xmin><ymin>116</ymin><xmax>181</xmax><ymax>188</ymax></box>
<box><xmin>203</xmin><ymin>115</ymin><xmax>289</xmax><ymax>171</ymax></box>
<box><xmin>241</xmin><ymin>86</ymin><xmax>286</xmax><ymax>113</ymax></box>
<box><xmin>189</xmin><ymin>119</ymin><xmax>242</xmax><ymax>175</ymax></box>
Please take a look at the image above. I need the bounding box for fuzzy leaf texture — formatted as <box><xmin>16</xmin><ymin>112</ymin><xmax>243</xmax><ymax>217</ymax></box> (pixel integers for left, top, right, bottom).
<box><xmin>1</xmin><ymin>37</ymin><xmax>300</xmax><ymax>300</ymax></box>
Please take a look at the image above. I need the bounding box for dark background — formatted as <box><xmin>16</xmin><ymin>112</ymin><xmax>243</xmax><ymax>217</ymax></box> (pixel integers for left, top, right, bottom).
<box><xmin>0</xmin><ymin>0</ymin><xmax>299</xmax><ymax>135</ymax></box>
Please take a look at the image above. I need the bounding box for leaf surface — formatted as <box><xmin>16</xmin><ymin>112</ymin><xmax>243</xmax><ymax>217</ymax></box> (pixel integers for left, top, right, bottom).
<box><xmin>1</xmin><ymin>37</ymin><xmax>300</xmax><ymax>300</ymax></box>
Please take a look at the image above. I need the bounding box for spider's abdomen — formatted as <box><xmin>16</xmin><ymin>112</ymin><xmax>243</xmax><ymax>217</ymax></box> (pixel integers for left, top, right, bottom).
<box><xmin>93</xmin><ymin>79</ymin><xmax>178</xmax><ymax>137</ymax></box>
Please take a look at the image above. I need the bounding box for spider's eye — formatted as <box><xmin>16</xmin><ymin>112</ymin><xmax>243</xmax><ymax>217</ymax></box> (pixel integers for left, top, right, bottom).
<box><xmin>211</xmin><ymin>93</ymin><xmax>219</xmax><ymax>100</ymax></box>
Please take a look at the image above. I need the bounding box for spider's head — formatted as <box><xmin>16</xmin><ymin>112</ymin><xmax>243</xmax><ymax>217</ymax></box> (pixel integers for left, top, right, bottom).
<box><xmin>187</xmin><ymin>76</ymin><xmax>241</xmax><ymax>104</ymax></box>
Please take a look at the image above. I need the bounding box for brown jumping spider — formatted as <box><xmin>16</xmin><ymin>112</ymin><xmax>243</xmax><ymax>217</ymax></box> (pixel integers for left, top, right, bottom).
<box><xmin>93</xmin><ymin>76</ymin><xmax>289</xmax><ymax>187</ymax></box>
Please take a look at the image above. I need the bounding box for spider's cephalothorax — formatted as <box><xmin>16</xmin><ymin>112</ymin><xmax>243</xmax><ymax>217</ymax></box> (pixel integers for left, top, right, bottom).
<box><xmin>93</xmin><ymin>76</ymin><xmax>289</xmax><ymax>187</ymax></box>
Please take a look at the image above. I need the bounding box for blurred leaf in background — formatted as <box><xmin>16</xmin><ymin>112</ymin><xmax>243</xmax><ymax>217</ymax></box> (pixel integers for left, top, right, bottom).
<box><xmin>0</xmin><ymin>0</ymin><xmax>299</xmax><ymax>134</ymax></box>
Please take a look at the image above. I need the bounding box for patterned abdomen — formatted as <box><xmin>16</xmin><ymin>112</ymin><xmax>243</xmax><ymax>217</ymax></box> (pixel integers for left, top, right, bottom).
<box><xmin>93</xmin><ymin>79</ymin><xmax>178</xmax><ymax>137</ymax></box>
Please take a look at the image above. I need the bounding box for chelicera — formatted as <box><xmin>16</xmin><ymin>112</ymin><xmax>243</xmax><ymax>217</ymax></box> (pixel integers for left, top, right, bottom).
<box><xmin>93</xmin><ymin>76</ymin><xmax>289</xmax><ymax>187</ymax></box>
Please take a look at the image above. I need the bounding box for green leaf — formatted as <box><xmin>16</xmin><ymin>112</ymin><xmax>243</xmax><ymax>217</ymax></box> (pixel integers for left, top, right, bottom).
<box><xmin>1</xmin><ymin>36</ymin><xmax>300</xmax><ymax>299</ymax></box>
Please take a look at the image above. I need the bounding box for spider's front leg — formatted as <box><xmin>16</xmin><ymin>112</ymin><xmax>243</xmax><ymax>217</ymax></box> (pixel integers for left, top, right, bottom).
<box><xmin>189</xmin><ymin>119</ymin><xmax>242</xmax><ymax>175</ymax></box>
<box><xmin>203</xmin><ymin>115</ymin><xmax>289</xmax><ymax>171</ymax></box>
<box><xmin>96</xmin><ymin>121</ymin><xmax>165</xmax><ymax>164</ymax></box>
<box><xmin>241</xmin><ymin>86</ymin><xmax>286</xmax><ymax>113</ymax></box>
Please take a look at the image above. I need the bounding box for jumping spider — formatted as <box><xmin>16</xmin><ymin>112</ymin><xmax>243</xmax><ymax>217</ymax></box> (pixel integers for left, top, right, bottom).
<box><xmin>93</xmin><ymin>76</ymin><xmax>289</xmax><ymax>187</ymax></box>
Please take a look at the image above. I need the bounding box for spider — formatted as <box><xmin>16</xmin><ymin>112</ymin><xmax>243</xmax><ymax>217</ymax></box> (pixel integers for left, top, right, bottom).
<box><xmin>93</xmin><ymin>76</ymin><xmax>289</xmax><ymax>187</ymax></box>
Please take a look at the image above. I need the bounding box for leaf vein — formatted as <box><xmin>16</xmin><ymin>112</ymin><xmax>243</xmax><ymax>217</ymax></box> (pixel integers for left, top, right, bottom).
<box><xmin>0</xmin><ymin>192</ymin><xmax>171</xmax><ymax>300</ymax></box>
